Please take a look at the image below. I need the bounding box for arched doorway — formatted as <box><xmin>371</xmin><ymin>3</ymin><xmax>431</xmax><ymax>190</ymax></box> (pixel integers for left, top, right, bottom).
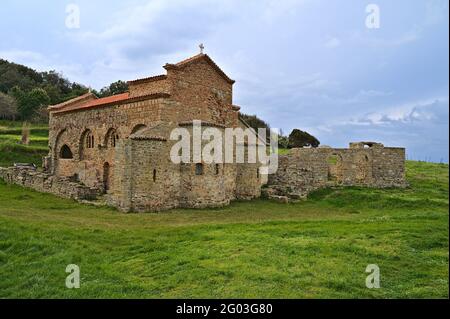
<box><xmin>103</xmin><ymin>162</ymin><xmax>111</xmax><ymax>193</ymax></box>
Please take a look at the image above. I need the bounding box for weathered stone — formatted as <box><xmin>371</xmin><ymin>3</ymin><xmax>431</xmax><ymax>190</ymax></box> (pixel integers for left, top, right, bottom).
<box><xmin>0</xmin><ymin>167</ymin><xmax>99</xmax><ymax>200</ymax></box>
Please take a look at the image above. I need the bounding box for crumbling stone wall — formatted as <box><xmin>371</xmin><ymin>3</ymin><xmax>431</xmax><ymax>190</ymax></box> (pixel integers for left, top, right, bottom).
<box><xmin>265</xmin><ymin>142</ymin><xmax>407</xmax><ymax>201</ymax></box>
<box><xmin>0</xmin><ymin>167</ymin><xmax>99</xmax><ymax>200</ymax></box>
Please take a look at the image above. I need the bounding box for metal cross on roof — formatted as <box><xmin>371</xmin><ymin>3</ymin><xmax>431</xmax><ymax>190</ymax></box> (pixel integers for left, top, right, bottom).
<box><xmin>199</xmin><ymin>43</ymin><xmax>204</xmax><ymax>54</ymax></box>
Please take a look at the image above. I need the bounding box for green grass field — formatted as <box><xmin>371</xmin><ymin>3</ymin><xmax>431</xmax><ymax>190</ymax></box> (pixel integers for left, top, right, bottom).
<box><xmin>0</xmin><ymin>121</ymin><xmax>448</xmax><ymax>298</ymax></box>
<box><xmin>0</xmin><ymin>120</ymin><xmax>49</xmax><ymax>167</ymax></box>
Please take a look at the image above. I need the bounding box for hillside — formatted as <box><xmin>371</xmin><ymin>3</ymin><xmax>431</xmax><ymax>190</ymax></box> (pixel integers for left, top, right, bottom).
<box><xmin>0</xmin><ymin>59</ymin><xmax>88</xmax><ymax>106</ymax></box>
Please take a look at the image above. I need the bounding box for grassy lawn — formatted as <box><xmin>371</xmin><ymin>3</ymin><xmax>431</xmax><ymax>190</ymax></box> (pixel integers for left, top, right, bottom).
<box><xmin>0</xmin><ymin>121</ymin><xmax>448</xmax><ymax>298</ymax></box>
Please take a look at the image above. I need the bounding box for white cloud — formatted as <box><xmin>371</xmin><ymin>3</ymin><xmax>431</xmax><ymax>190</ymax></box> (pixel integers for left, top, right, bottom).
<box><xmin>424</xmin><ymin>0</ymin><xmax>448</xmax><ymax>25</ymax></box>
<box><xmin>0</xmin><ymin>49</ymin><xmax>86</xmax><ymax>82</ymax></box>
<box><xmin>0</xmin><ymin>50</ymin><xmax>44</xmax><ymax>65</ymax></box>
<box><xmin>324</xmin><ymin>37</ymin><xmax>340</xmax><ymax>48</ymax></box>
<box><xmin>314</xmin><ymin>97</ymin><xmax>449</xmax><ymax>162</ymax></box>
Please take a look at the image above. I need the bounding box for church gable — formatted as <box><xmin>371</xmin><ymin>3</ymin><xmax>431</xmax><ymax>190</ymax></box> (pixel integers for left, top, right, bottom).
<box><xmin>147</xmin><ymin>53</ymin><xmax>235</xmax><ymax>125</ymax></box>
<box><xmin>165</xmin><ymin>53</ymin><xmax>234</xmax><ymax>86</ymax></box>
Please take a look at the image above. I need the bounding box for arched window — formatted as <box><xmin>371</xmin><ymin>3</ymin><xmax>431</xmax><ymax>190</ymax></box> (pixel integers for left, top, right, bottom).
<box><xmin>59</xmin><ymin>144</ymin><xmax>73</xmax><ymax>159</ymax></box>
<box><xmin>256</xmin><ymin>167</ymin><xmax>260</xmax><ymax>179</ymax></box>
<box><xmin>84</xmin><ymin>130</ymin><xmax>94</xmax><ymax>149</ymax></box>
<box><xmin>105</xmin><ymin>129</ymin><xmax>119</xmax><ymax>148</ymax></box>
<box><xmin>195</xmin><ymin>163</ymin><xmax>204</xmax><ymax>175</ymax></box>
<box><xmin>153</xmin><ymin>169</ymin><xmax>157</xmax><ymax>182</ymax></box>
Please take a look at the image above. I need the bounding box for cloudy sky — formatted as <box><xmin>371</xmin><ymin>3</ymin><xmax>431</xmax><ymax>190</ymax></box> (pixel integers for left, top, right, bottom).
<box><xmin>1</xmin><ymin>0</ymin><xmax>448</xmax><ymax>162</ymax></box>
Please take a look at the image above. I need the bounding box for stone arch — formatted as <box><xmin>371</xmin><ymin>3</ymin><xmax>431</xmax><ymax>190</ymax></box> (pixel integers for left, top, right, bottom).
<box><xmin>53</xmin><ymin>128</ymin><xmax>68</xmax><ymax>160</ymax></box>
<box><xmin>59</xmin><ymin>144</ymin><xmax>73</xmax><ymax>159</ymax></box>
<box><xmin>327</xmin><ymin>153</ymin><xmax>343</xmax><ymax>183</ymax></box>
<box><xmin>104</xmin><ymin>128</ymin><xmax>120</xmax><ymax>148</ymax></box>
<box><xmin>131</xmin><ymin>124</ymin><xmax>146</xmax><ymax>135</ymax></box>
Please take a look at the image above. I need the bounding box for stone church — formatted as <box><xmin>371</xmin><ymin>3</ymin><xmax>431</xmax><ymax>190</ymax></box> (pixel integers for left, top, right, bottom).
<box><xmin>44</xmin><ymin>53</ymin><xmax>263</xmax><ymax>212</ymax></box>
<box><xmin>0</xmin><ymin>52</ymin><xmax>407</xmax><ymax>212</ymax></box>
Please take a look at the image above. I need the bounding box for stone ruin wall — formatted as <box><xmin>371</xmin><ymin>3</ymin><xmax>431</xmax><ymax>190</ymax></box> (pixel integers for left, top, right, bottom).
<box><xmin>0</xmin><ymin>167</ymin><xmax>100</xmax><ymax>201</ymax></box>
<box><xmin>265</xmin><ymin>143</ymin><xmax>407</xmax><ymax>201</ymax></box>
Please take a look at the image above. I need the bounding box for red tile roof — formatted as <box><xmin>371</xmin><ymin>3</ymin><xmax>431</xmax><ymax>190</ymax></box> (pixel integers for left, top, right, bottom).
<box><xmin>50</xmin><ymin>53</ymin><xmax>232</xmax><ymax>114</ymax></box>
<box><xmin>80</xmin><ymin>92</ymin><xmax>129</xmax><ymax>108</ymax></box>
<box><xmin>51</xmin><ymin>92</ymin><xmax>170</xmax><ymax>114</ymax></box>
<box><xmin>48</xmin><ymin>92</ymin><xmax>96</xmax><ymax>110</ymax></box>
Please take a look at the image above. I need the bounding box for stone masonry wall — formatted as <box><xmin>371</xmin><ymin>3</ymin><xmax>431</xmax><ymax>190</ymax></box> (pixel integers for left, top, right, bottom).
<box><xmin>128</xmin><ymin>77</ymin><xmax>171</xmax><ymax>98</ymax></box>
<box><xmin>48</xmin><ymin>97</ymin><xmax>168</xmax><ymax>190</ymax></box>
<box><xmin>167</xmin><ymin>59</ymin><xmax>238</xmax><ymax>127</ymax></box>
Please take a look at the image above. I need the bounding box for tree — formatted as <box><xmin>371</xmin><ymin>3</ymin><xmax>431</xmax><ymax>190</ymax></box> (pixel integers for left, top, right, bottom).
<box><xmin>288</xmin><ymin>129</ymin><xmax>320</xmax><ymax>148</ymax></box>
<box><xmin>0</xmin><ymin>59</ymin><xmax>88</xmax><ymax>109</ymax></box>
<box><xmin>0</xmin><ymin>92</ymin><xmax>18</xmax><ymax>120</ymax></box>
<box><xmin>98</xmin><ymin>80</ymin><xmax>129</xmax><ymax>97</ymax></box>
<box><xmin>239</xmin><ymin>113</ymin><xmax>271</xmax><ymax>142</ymax></box>
<box><xmin>277</xmin><ymin>129</ymin><xmax>290</xmax><ymax>149</ymax></box>
<box><xmin>11</xmin><ymin>87</ymin><xmax>50</xmax><ymax>121</ymax></box>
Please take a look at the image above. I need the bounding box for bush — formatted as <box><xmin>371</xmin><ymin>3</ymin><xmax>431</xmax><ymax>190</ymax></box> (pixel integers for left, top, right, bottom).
<box><xmin>288</xmin><ymin>129</ymin><xmax>320</xmax><ymax>148</ymax></box>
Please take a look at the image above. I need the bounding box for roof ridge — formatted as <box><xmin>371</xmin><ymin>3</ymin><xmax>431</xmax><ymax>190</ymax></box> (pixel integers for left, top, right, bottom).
<box><xmin>48</xmin><ymin>92</ymin><xmax>96</xmax><ymax>109</ymax></box>
<box><xmin>51</xmin><ymin>92</ymin><xmax>170</xmax><ymax>114</ymax></box>
<box><xmin>165</xmin><ymin>53</ymin><xmax>235</xmax><ymax>84</ymax></box>
<box><xmin>127</xmin><ymin>74</ymin><xmax>167</xmax><ymax>85</ymax></box>
<box><xmin>175</xmin><ymin>53</ymin><xmax>205</xmax><ymax>66</ymax></box>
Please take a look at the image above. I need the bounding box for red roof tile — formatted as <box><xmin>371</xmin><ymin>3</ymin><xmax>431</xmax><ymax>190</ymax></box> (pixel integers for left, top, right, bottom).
<box><xmin>48</xmin><ymin>92</ymin><xmax>96</xmax><ymax>110</ymax></box>
<box><xmin>51</xmin><ymin>92</ymin><xmax>170</xmax><ymax>114</ymax></box>
<box><xmin>50</xmin><ymin>53</ymin><xmax>232</xmax><ymax>114</ymax></box>
<box><xmin>54</xmin><ymin>92</ymin><xmax>129</xmax><ymax>113</ymax></box>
